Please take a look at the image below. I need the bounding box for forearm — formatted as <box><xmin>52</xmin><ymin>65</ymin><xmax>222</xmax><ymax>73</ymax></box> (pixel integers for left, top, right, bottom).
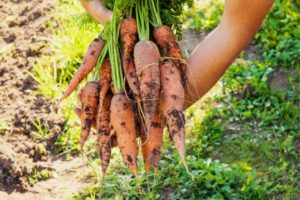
<box><xmin>80</xmin><ymin>0</ymin><xmax>112</xmax><ymax>25</ymax></box>
<box><xmin>184</xmin><ymin>0</ymin><xmax>274</xmax><ymax>108</ymax></box>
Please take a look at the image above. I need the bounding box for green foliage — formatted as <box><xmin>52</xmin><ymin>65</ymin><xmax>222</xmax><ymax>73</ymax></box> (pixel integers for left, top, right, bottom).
<box><xmin>255</xmin><ymin>0</ymin><xmax>300</xmax><ymax>68</ymax></box>
<box><xmin>183</xmin><ymin>0</ymin><xmax>223</xmax><ymax>31</ymax></box>
<box><xmin>190</xmin><ymin>59</ymin><xmax>300</xmax><ymax>199</ymax></box>
<box><xmin>72</xmin><ymin>155</ymin><xmax>269</xmax><ymax>199</ymax></box>
<box><xmin>159</xmin><ymin>0</ymin><xmax>193</xmax><ymax>38</ymax></box>
<box><xmin>135</xmin><ymin>0</ymin><xmax>150</xmax><ymax>41</ymax></box>
<box><xmin>103</xmin><ymin>0</ymin><xmax>193</xmax><ymax>38</ymax></box>
<box><xmin>31</xmin><ymin>0</ymin><xmax>102</xmax><ymax>155</ymax></box>
<box><xmin>28</xmin><ymin>169</ymin><xmax>52</xmax><ymax>185</ymax></box>
<box><xmin>31</xmin><ymin>120</ymin><xmax>55</xmax><ymax>142</ymax></box>
<box><xmin>180</xmin><ymin>1</ymin><xmax>300</xmax><ymax>198</ymax></box>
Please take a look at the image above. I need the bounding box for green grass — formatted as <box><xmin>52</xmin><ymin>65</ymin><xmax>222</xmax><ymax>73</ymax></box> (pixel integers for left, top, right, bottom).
<box><xmin>32</xmin><ymin>0</ymin><xmax>300</xmax><ymax>199</ymax></box>
<box><xmin>30</xmin><ymin>0</ymin><xmax>103</xmax><ymax>156</ymax></box>
<box><xmin>183</xmin><ymin>5</ymin><xmax>300</xmax><ymax>195</ymax></box>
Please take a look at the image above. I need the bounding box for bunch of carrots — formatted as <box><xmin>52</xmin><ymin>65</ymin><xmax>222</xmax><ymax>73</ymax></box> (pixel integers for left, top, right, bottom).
<box><xmin>60</xmin><ymin>0</ymin><xmax>190</xmax><ymax>178</ymax></box>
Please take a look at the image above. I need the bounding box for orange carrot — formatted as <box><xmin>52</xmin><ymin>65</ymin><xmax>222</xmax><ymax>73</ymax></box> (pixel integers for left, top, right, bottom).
<box><xmin>120</xmin><ymin>18</ymin><xmax>141</xmax><ymax>100</ymax></box>
<box><xmin>141</xmin><ymin>108</ymin><xmax>163</xmax><ymax>171</ymax></box>
<box><xmin>134</xmin><ymin>40</ymin><xmax>160</xmax><ymax>135</ymax></box>
<box><xmin>97</xmin><ymin>91</ymin><xmax>113</xmax><ymax>177</ymax></box>
<box><xmin>75</xmin><ymin>87</ymin><xmax>118</xmax><ymax>151</ymax></box>
<box><xmin>110</xmin><ymin>93</ymin><xmax>138</xmax><ymax>175</ymax></box>
<box><xmin>96</xmin><ymin>58</ymin><xmax>112</xmax><ymax>132</ymax></box>
<box><xmin>159</xmin><ymin>59</ymin><xmax>189</xmax><ymax>171</ymax></box>
<box><xmin>74</xmin><ymin>107</ymin><xmax>97</xmax><ymax>130</ymax></box>
<box><xmin>60</xmin><ymin>37</ymin><xmax>105</xmax><ymax>101</ymax></box>
<box><xmin>74</xmin><ymin>107</ymin><xmax>118</xmax><ymax>149</ymax></box>
<box><xmin>79</xmin><ymin>81</ymin><xmax>100</xmax><ymax>149</ymax></box>
<box><xmin>153</xmin><ymin>25</ymin><xmax>187</xmax><ymax>84</ymax></box>
<box><xmin>77</xmin><ymin>88</ymin><xmax>84</xmax><ymax>102</ymax></box>
<box><xmin>134</xmin><ymin>0</ymin><xmax>161</xmax><ymax>135</ymax></box>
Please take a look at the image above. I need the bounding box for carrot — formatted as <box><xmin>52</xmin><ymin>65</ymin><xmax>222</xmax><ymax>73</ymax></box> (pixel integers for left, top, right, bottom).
<box><xmin>134</xmin><ymin>0</ymin><xmax>161</xmax><ymax>135</ymax></box>
<box><xmin>134</xmin><ymin>41</ymin><xmax>160</xmax><ymax>135</ymax></box>
<box><xmin>74</xmin><ymin>106</ymin><xmax>118</xmax><ymax>149</ymax></box>
<box><xmin>77</xmin><ymin>88</ymin><xmax>84</xmax><ymax>102</ymax></box>
<box><xmin>141</xmin><ymin>108</ymin><xmax>163</xmax><ymax>171</ymax></box>
<box><xmin>97</xmin><ymin>91</ymin><xmax>113</xmax><ymax>177</ymax></box>
<box><xmin>159</xmin><ymin>60</ymin><xmax>189</xmax><ymax>172</ymax></box>
<box><xmin>149</xmin><ymin>0</ymin><xmax>187</xmax><ymax>85</ymax></box>
<box><xmin>153</xmin><ymin>26</ymin><xmax>187</xmax><ymax>85</ymax></box>
<box><xmin>120</xmin><ymin>18</ymin><xmax>141</xmax><ymax>101</ymax></box>
<box><xmin>110</xmin><ymin>93</ymin><xmax>138</xmax><ymax>175</ymax></box>
<box><xmin>74</xmin><ymin>107</ymin><xmax>96</xmax><ymax>130</ymax></box>
<box><xmin>60</xmin><ymin>36</ymin><xmax>105</xmax><ymax>101</ymax></box>
<box><xmin>96</xmin><ymin>58</ymin><xmax>112</xmax><ymax>128</ymax></box>
<box><xmin>79</xmin><ymin>81</ymin><xmax>100</xmax><ymax>149</ymax></box>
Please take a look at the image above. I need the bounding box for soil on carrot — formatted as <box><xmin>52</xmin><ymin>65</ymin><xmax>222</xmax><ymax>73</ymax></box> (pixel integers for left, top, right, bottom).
<box><xmin>0</xmin><ymin>0</ymin><xmax>65</xmax><ymax>193</ymax></box>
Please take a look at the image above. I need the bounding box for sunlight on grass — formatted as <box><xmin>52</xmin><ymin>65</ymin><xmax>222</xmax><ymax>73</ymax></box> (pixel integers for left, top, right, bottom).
<box><xmin>183</xmin><ymin>0</ymin><xmax>223</xmax><ymax>30</ymax></box>
<box><xmin>0</xmin><ymin>120</ymin><xmax>11</xmax><ymax>133</ymax></box>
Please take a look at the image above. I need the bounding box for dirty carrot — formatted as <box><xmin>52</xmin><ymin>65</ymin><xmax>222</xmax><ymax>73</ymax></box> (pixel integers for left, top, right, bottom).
<box><xmin>97</xmin><ymin>91</ymin><xmax>113</xmax><ymax>177</ymax></box>
<box><xmin>150</xmin><ymin>0</ymin><xmax>187</xmax><ymax>84</ymax></box>
<box><xmin>60</xmin><ymin>36</ymin><xmax>105</xmax><ymax>101</ymax></box>
<box><xmin>110</xmin><ymin>93</ymin><xmax>138</xmax><ymax>175</ymax></box>
<box><xmin>159</xmin><ymin>59</ymin><xmax>190</xmax><ymax>173</ymax></box>
<box><xmin>79</xmin><ymin>81</ymin><xmax>100</xmax><ymax>149</ymax></box>
<box><xmin>108</xmin><ymin>1</ymin><xmax>138</xmax><ymax>175</ymax></box>
<box><xmin>120</xmin><ymin>17</ymin><xmax>141</xmax><ymax>101</ymax></box>
<box><xmin>97</xmin><ymin>58</ymin><xmax>112</xmax><ymax>128</ymax></box>
<box><xmin>141</xmin><ymin>108</ymin><xmax>163</xmax><ymax>171</ymax></box>
<box><xmin>134</xmin><ymin>0</ymin><xmax>160</xmax><ymax>134</ymax></box>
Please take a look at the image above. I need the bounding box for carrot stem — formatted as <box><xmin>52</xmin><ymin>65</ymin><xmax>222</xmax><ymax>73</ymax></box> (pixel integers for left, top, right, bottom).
<box><xmin>136</xmin><ymin>0</ymin><xmax>149</xmax><ymax>41</ymax></box>
<box><xmin>108</xmin><ymin>0</ymin><xmax>124</xmax><ymax>93</ymax></box>
<box><xmin>149</xmin><ymin>0</ymin><xmax>162</xmax><ymax>27</ymax></box>
<box><xmin>93</xmin><ymin>42</ymin><xmax>108</xmax><ymax>80</ymax></box>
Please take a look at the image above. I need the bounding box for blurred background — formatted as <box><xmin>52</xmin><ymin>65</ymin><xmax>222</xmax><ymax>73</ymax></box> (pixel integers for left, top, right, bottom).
<box><xmin>0</xmin><ymin>0</ymin><xmax>299</xmax><ymax>199</ymax></box>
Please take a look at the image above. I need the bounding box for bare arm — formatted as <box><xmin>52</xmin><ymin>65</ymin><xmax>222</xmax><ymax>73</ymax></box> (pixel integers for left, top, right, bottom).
<box><xmin>80</xmin><ymin>0</ymin><xmax>112</xmax><ymax>25</ymax></box>
<box><xmin>184</xmin><ymin>0</ymin><xmax>274</xmax><ymax>107</ymax></box>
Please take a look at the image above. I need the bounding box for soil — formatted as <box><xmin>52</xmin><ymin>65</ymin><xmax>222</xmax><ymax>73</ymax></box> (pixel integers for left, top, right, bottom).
<box><xmin>1</xmin><ymin>157</ymin><xmax>94</xmax><ymax>200</ymax></box>
<box><xmin>0</xmin><ymin>0</ymin><xmax>93</xmax><ymax>198</ymax></box>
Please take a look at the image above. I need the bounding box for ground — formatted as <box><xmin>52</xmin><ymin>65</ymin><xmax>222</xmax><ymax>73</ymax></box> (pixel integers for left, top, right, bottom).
<box><xmin>0</xmin><ymin>0</ymin><xmax>92</xmax><ymax>198</ymax></box>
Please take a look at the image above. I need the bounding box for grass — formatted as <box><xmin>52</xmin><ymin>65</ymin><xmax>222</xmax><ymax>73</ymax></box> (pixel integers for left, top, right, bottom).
<box><xmin>30</xmin><ymin>0</ymin><xmax>103</xmax><ymax>156</ymax></box>
<box><xmin>32</xmin><ymin>0</ymin><xmax>300</xmax><ymax>199</ymax></box>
